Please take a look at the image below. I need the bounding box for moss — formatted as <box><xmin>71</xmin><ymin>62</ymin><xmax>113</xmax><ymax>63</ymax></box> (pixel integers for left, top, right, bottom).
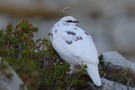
<box><xmin>99</xmin><ymin>54</ymin><xmax>104</xmax><ymax>61</ymax></box>
<box><xmin>20</xmin><ymin>84</ymin><xmax>25</xmax><ymax>89</ymax></box>
<box><xmin>0</xmin><ymin>59</ymin><xmax>8</xmax><ymax>71</ymax></box>
<box><xmin>5</xmin><ymin>73</ymin><xmax>13</xmax><ymax>79</ymax></box>
<box><xmin>0</xmin><ymin>48</ymin><xmax>8</xmax><ymax>57</ymax></box>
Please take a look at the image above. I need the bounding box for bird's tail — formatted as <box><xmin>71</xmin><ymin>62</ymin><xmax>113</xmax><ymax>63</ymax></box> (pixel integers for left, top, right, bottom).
<box><xmin>86</xmin><ymin>64</ymin><xmax>102</xmax><ymax>86</ymax></box>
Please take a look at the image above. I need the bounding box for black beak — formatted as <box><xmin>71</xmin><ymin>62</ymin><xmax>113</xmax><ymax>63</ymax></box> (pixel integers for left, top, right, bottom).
<box><xmin>66</xmin><ymin>20</ymin><xmax>79</xmax><ymax>23</ymax></box>
<box><xmin>73</xmin><ymin>20</ymin><xmax>79</xmax><ymax>23</ymax></box>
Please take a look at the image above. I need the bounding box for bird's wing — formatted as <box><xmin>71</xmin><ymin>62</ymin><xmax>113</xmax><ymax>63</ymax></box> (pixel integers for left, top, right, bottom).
<box><xmin>52</xmin><ymin>26</ymin><xmax>99</xmax><ymax>64</ymax></box>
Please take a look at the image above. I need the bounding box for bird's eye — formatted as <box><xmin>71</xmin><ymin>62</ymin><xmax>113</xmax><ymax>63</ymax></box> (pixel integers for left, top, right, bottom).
<box><xmin>66</xmin><ymin>20</ymin><xmax>73</xmax><ymax>23</ymax></box>
<box><xmin>66</xmin><ymin>20</ymin><xmax>79</xmax><ymax>23</ymax></box>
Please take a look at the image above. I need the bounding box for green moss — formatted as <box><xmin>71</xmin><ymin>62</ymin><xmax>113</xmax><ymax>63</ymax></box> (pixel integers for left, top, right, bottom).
<box><xmin>6</xmin><ymin>73</ymin><xmax>13</xmax><ymax>79</ymax></box>
<box><xmin>99</xmin><ymin>54</ymin><xmax>104</xmax><ymax>60</ymax></box>
<box><xmin>0</xmin><ymin>59</ymin><xmax>8</xmax><ymax>71</ymax></box>
<box><xmin>0</xmin><ymin>63</ymin><xmax>8</xmax><ymax>71</ymax></box>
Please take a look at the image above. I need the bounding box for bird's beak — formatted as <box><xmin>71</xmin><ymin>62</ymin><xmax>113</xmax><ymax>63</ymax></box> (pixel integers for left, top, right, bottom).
<box><xmin>73</xmin><ymin>20</ymin><xmax>79</xmax><ymax>23</ymax></box>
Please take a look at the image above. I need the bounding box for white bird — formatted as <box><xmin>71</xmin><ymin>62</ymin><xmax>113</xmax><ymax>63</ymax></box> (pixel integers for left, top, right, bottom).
<box><xmin>49</xmin><ymin>16</ymin><xmax>102</xmax><ymax>86</ymax></box>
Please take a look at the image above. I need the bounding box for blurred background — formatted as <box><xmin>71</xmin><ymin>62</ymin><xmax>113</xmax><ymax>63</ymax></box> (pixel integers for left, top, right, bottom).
<box><xmin>0</xmin><ymin>0</ymin><xmax>135</xmax><ymax>62</ymax></box>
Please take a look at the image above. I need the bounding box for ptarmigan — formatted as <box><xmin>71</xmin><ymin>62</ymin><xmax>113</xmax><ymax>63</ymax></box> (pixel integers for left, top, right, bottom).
<box><xmin>49</xmin><ymin>16</ymin><xmax>102</xmax><ymax>86</ymax></box>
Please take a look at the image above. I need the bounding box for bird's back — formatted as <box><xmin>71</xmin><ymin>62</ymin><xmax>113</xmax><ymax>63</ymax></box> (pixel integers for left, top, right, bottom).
<box><xmin>50</xmin><ymin>25</ymin><xmax>99</xmax><ymax>65</ymax></box>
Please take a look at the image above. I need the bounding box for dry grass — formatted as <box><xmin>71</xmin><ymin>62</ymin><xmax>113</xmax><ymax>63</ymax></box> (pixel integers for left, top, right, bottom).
<box><xmin>99</xmin><ymin>60</ymin><xmax>135</xmax><ymax>87</ymax></box>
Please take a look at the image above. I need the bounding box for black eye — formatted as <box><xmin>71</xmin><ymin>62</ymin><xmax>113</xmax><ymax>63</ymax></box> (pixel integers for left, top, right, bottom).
<box><xmin>66</xmin><ymin>20</ymin><xmax>73</xmax><ymax>23</ymax></box>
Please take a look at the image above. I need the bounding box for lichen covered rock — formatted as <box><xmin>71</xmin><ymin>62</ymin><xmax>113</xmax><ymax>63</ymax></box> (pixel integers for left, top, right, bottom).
<box><xmin>102</xmin><ymin>51</ymin><xmax>135</xmax><ymax>73</ymax></box>
<box><xmin>0</xmin><ymin>57</ymin><xmax>27</xmax><ymax>90</ymax></box>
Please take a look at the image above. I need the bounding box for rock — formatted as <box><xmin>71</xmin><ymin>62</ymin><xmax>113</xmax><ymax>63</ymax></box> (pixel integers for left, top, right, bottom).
<box><xmin>101</xmin><ymin>78</ymin><xmax>135</xmax><ymax>90</ymax></box>
<box><xmin>102</xmin><ymin>51</ymin><xmax>135</xmax><ymax>73</ymax></box>
<box><xmin>0</xmin><ymin>57</ymin><xmax>27</xmax><ymax>90</ymax></box>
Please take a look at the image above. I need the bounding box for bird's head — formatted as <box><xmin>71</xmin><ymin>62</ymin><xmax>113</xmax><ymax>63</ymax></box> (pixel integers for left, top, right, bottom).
<box><xmin>56</xmin><ymin>16</ymin><xmax>79</xmax><ymax>26</ymax></box>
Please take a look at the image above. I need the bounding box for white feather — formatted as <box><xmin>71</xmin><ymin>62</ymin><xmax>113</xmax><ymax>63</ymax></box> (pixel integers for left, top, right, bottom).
<box><xmin>86</xmin><ymin>64</ymin><xmax>102</xmax><ymax>86</ymax></box>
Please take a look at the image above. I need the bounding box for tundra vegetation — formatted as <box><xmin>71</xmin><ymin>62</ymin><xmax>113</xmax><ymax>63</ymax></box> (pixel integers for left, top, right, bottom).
<box><xmin>0</xmin><ymin>20</ymin><xmax>135</xmax><ymax>90</ymax></box>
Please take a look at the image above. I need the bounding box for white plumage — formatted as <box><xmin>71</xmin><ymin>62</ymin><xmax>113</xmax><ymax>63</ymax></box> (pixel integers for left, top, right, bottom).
<box><xmin>49</xmin><ymin>16</ymin><xmax>102</xmax><ymax>86</ymax></box>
